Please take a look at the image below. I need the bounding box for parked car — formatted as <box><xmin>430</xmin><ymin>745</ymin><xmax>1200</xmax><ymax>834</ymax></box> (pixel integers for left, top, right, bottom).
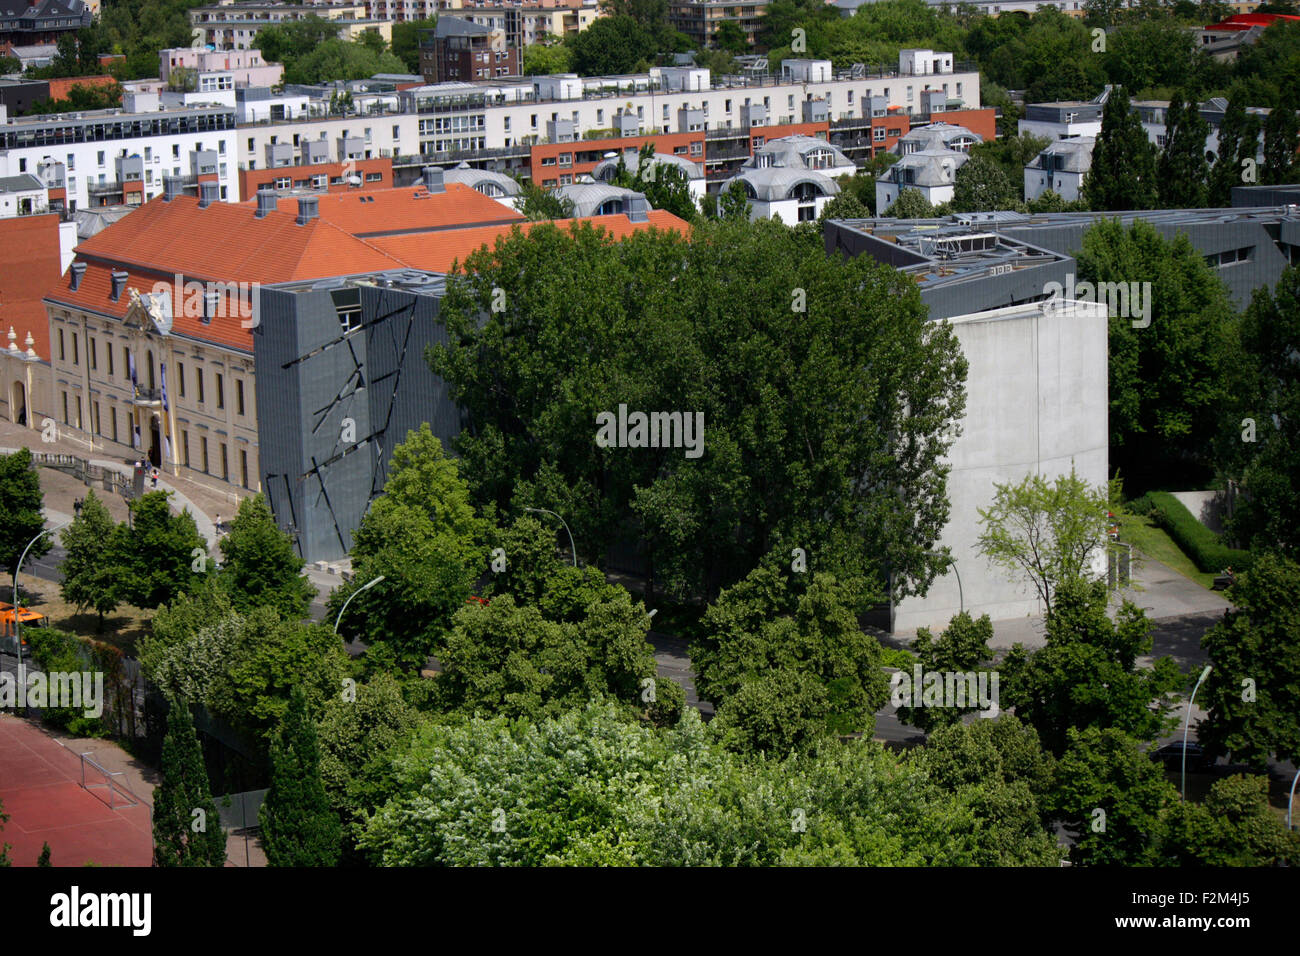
<box><xmin>1151</xmin><ymin>741</ymin><xmax>1214</xmax><ymax>772</ymax></box>
<box><xmin>0</xmin><ymin>602</ymin><xmax>46</xmax><ymax>659</ymax></box>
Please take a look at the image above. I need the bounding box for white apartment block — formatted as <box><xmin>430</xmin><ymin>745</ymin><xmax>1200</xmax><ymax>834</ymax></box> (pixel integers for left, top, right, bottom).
<box><xmin>159</xmin><ymin>47</ymin><xmax>285</xmax><ymax>89</ymax></box>
<box><xmin>402</xmin><ymin>55</ymin><xmax>980</xmax><ymax>154</ymax></box>
<box><xmin>0</xmin><ymin>104</ymin><xmax>239</xmax><ymax>211</ymax></box>
<box><xmin>237</xmin><ymin>111</ymin><xmax>421</xmax><ymax>169</ymax></box>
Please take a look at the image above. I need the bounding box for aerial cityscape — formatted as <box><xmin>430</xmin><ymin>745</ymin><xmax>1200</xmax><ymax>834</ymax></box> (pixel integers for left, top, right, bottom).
<box><xmin>0</xmin><ymin>0</ymin><xmax>1296</xmax><ymax>915</ymax></box>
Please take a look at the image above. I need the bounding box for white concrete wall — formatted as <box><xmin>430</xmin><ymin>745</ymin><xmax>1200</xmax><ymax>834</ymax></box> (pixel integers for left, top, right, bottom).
<box><xmin>893</xmin><ymin>299</ymin><xmax>1110</xmax><ymax>632</ymax></box>
<box><xmin>1023</xmin><ymin>167</ymin><xmax>1084</xmax><ymax>202</ymax></box>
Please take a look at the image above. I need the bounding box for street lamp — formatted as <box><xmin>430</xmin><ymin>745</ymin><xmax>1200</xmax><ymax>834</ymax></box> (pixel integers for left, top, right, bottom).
<box><xmin>1181</xmin><ymin>665</ymin><xmax>1212</xmax><ymax>801</ymax></box>
<box><xmin>926</xmin><ymin>551</ymin><xmax>963</xmax><ymax>616</ymax></box>
<box><xmin>333</xmin><ymin>574</ymin><xmax>386</xmax><ymax>636</ymax></box>
<box><xmin>1288</xmin><ymin>768</ymin><xmax>1299</xmax><ymax>831</ymax></box>
<box><xmin>524</xmin><ymin>507</ymin><xmax>576</xmax><ymax>567</ymax></box>
<box><xmin>12</xmin><ymin>519</ymin><xmax>71</xmax><ymax>713</ymax></box>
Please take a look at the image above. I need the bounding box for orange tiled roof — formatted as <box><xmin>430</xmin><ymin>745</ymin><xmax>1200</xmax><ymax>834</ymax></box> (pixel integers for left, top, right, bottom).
<box><xmin>1</xmin><ymin>213</ymin><xmax>65</xmax><ymax>362</ymax></box>
<box><xmin>370</xmin><ymin>209</ymin><xmax>690</xmax><ymax>273</ymax></box>
<box><xmin>271</xmin><ymin>182</ymin><xmax>527</xmax><ymax>237</ymax></box>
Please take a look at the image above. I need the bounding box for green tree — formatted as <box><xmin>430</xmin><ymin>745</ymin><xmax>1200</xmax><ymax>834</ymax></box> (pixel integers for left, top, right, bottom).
<box><xmin>429</xmin><ymin>217</ymin><xmax>967</xmax><ymax>604</ymax></box>
<box><xmin>896</xmin><ymin>611</ymin><xmax>996</xmax><ymax>732</ymax></box>
<box><xmin>518</xmin><ymin>179</ymin><xmax>576</xmax><ymax>220</ymax></box>
<box><xmin>567</xmin><ymin>16</ymin><xmax>659</xmax><ymax>76</ymax></box>
<box><xmin>1198</xmin><ymin>554</ymin><xmax>1300</xmax><ymax>768</ymax></box>
<box><xmin>715</xmin><ymin>179</ymin><xmax>750</xmax><ymax>220</ymax></box>
<box><xmin>1084</xmin><ymin>86</ymin><xmax>1158</xmax><ymax>210</ymax></box>
<box><xmin>611</xmin><ymin>142</ymin><xmax>698</xmax><ymax>221</ymax></box>
<box><xmin>218</xmin><ymin>494</ymin><xmax>315</xmax><ymax>619</ymax></box>
<box><xmin>692</xmin><ymin>565</ymin><xmax>889</xmax><ymax>749</ymax></box>
<box><xmin>283</xmin><ymin>39</ymin><xmax>405</xmax><ymax>85</ymax></box>
<box><xmin>111</xmin><ymin>491</ymin><xmax>211</xmax><ymax>610</ymax></box>
<box><xmin>1001</xmin><ymin>579</ymin><xmax>1182</xmax><ymax>756</ymax></box>
<box><xmin>885</xmin><ymin>187</ymin><xmax>935</xmax><ymax>218</ymax></box>
<box><xmin>58</xmin><ymin>489</ymin><xmax>121</xmax><ymax>628</ymax></box>
<box><xmin>0</xmin><ymin>800</ymin><xmax>10</xmax><ymax>866</ymax></box>
<box><xmin>714</xmin><ymin>20</ymin><xmax>749</xmax><ymax>53</ymax></box>
<box><xmin>152</xmin><ymin>698</ymin><xmax>227</xmax><ymax>866</ymax></box>
<box><xmin>1157</xmin><ymin>89</ymin><xmax>1209</xmax><ymax>208</ymax></box>
<box><xmin>1224</xmin><ymin>266</ymin><xmax>1300</xmax><ymax>554</ymax></box>
<box><xmin>1047</xmin><ymin>726</ymin><xmax>1177</xmax><ymax>866</ymax></box>
<box><xmin>950</xmin><ymin>152</ymin><xmax>1018</xmax><ymax>211</ymax></box>
<box><xmin>36</xmin><ymin>843</ymin><xmax>51</xmax><ymax>866</ymax></box>
<box><xmin>0</xmin><ymin>448</ymin><xmax>50</xmax><ymax>583</ymax></box>
<box><xmin>1160</xmin><ymin>773</ymin><xmax>1300</xmax><ymax>865</ymax></box>
<box><xmin>390</xmin><ymin>17</ymin><xmax>436</xmax><ymax>73</ymax></box>
<box><xmin>816</xmin><ymin>188</ymin><xmax>871</xmax><ymax>222</ymax></box>
<box><xmin>523</xmin><ymin>40</ymin><xmax>573</xmax><ymax>75</ymax></box>
<box><xmin>1208</xmin><ymin>94</ymin><xmax>1261</xmax><ymax>206</ymax></box>
<box><xmin>1078</xmin><ymin>218</ymin><xmax>1237</xmax><ymax>489</ymax></box>
<box><xmin>975</xmin><ymin>465</ymin><xmax>1111</xmax><ymax>615</ymax></box>
<box><xmin>327</xmin><ymin>426</ymin><xmax>486</xmax><ymax>669</ymax></box>
<box><xmin>1263</xmin><ymin>91</ymin><xmax>1299</xmax><ymax>186</ymax></box>
<box><xmin>260</xmin><ymin>689</ymin><xmax>341</xmax><ymax>866</ymax></box>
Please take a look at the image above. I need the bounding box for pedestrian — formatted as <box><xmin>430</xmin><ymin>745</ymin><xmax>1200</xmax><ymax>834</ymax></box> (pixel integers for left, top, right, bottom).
<box><xmin>150</xmin><ymin>467</ymin><xmax>159</xmax><ymax>490</ymax></box>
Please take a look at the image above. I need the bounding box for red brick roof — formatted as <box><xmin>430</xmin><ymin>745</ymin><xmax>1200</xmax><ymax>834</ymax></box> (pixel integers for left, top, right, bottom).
<box><xmin>1</xmin><ymin>213</ymin><xmax>64</xmax><ymax>361</ymax></box>
<box><xmin>272</xmin><ymin>182</ymin><xmax>526</xmax><ymax>237</ymax></box>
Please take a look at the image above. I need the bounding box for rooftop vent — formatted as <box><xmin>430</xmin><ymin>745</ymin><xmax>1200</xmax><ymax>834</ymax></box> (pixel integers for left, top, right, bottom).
<box><xmin>162</xmin><ymin>176</ymin><xmax>183</xmax><ymax>202</ymax></box>
<box><xmin>69</xmin><ymin>261</ymin><xmax>86</xmax><ymax>291</ymax></box>
<box><xmin>110</xmin><ymin>269</ymin><xmax>129</xmax><ymax>302</ymax></box>
<box><xmin>198</xmin><ymin>180</ymin><xmax>220</xmax><ymax>208</ymax></box>
<box><xmin>626</xmin><ymin>194</ymin><xmax>650</xmax><ymax>223</ymax></box>
<box><xmin>255</xmin><ymin>190</ymin><xmax>278</xmax><ymax>218</ymax></box>
<box><xmin>296</xmin><ymin>195</ymin><xmax>319</xmax><ymax>225</ymax></box>
<box><xmin>421</xmin><ymin>166</ymin><xmax>445</xmax><ymax>193</ymax></box>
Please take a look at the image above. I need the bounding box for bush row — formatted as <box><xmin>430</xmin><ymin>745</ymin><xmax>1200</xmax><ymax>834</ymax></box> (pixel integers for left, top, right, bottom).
<box><xmin>1146</xmin><ymin>492</ymin><xmax>1254</xmax><ymax>575</ymax></box>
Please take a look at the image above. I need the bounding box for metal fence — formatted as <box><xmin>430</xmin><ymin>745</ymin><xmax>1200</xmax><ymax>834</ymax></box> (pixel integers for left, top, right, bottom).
<box><xmin>28</xmin><ymin>451</ymin><xmax>135</xmax><ymax>500</ymax></box>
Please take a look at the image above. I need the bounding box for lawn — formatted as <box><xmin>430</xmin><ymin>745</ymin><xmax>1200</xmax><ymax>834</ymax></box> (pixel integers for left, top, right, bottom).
<box><xmin>1119</xmin><ymin>515</ymin><xmax>1218</xmax><ymax>591</ymax></box>
<box><xmin>15</xmin><ymin>571</ymin><xmax>153</xmax><ymax>658</ymax></box>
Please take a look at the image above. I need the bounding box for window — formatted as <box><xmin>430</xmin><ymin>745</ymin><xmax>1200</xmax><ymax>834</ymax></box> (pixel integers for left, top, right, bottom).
<box><xmin>690</xmin><ymin>141</ymin><xmax>703</xmax><ymax>157</ymax></box>
<box><xmin>240</xmin><ymin>448</ymin><xmax>249</xmax><ymax>488</ymax></box>
<box><xmin>107</xmin><ymin>344</ymin><xmax>114</xmax><ymax>377</ymax></box>
<box><xmin>97</xmin><ymin>151</ymin><xmax>105</xmax><ymax>166</ymax></box>
<box><xmin>220</xmin><ymin>443</ymin><xmax>228</xmax><ymax>480</ymax></box>
<box><xmin>197</xmin><ymin>368</ymin><xmax>205</xmax><ymax>405</ymax></box>
<box><xmin>89</xmin><ymin>336</ymin><xmax>96</xmax><ymax>370</ymax></box>
<box><xmin>236</xmin><ymin>379</ymin><xmax>245</xmax><ymax>416</ymax></box>
<box><xmin>178</xmin><ymin>362</ymin><xmax>185</xmax><ymax>398</ymax></box>
<box><xmin>111</xmin><ymin>407</ymin><xmax>118</xmax><ymax>443</ymax></box>
<box><xmin>201</xmin><ymin>437</ymin><xmax>209</xmax><ymax>473</ymax></box>
<box><xmin>122</xmin><ymin>346</ymin><xmax>129</xmax><ymax>379</ymax></box>
<box><xmin>93</xmin><ymin>401</ymin><xmax>100</xmax><ymax>435</ymax></box>
<box><xmin>61</xmin><ymin>392</ymin><xmax>68</xmax><ymax>425</ymax></box>
<box><xmin>72</xmin><ymin>334</ymin><xmax>78</xmax><ymax>366</ymax></box>
<box><xmin>182</xmin><ymin>430</ymin><xmax>190</xmax><ymax>467</ymax></box>
<box><xmin>558</xmin><ymin>153</ymin><xmax>572</xmax><ymax>167</ymax></box>
<box><xmin>504</xmin><ymin>116</ymin><xmax>511</xmax><ymax>131</ymax></box>
<box><xmin>558</xmin><ymin>173</ymin><xmax>572</xmax><ymax>185</ymax></box>
<box><xmin>216</xmin><ymin>374</ymin><xmax>224</xmax><ymax>410</ymax></box>
<box><xmin>58</xmin><ymin>329</ymin><xmax>65</xmax><ymax>361</ymax></box>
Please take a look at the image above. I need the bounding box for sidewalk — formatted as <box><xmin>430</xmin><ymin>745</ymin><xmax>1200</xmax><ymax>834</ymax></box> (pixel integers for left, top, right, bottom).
<box><xmin>0</xmin><ymin>417</ymin><xmax>251</xmax><ymax>550</ymax></box>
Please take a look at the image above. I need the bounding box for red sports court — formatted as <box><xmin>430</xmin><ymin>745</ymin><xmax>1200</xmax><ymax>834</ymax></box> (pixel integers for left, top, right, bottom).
<box><xmin>0</xmin><ymin>714</ymin><xmax>152</xmax><ymax>867</ymax></box>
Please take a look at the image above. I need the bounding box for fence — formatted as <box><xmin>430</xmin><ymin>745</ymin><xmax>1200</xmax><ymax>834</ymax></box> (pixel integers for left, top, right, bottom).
<box><xmin>28</xmin><ymin>451</ymin><xmax>135</xmax><ymax>500</ymax></box>
<box><xmin>216</xmin><ymin>789</ymin><xmax>269</xmax><ymax>867</ymax></box>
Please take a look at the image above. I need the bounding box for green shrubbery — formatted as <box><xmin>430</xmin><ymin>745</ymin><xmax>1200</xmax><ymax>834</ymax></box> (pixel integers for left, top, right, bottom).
<box><xmin>1146</xmin><ymin>492</ymin><xmax>1253</xmax><ymax>575</ymax></box>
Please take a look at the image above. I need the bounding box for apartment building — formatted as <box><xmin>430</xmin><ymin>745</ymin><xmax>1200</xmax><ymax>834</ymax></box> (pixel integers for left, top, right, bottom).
<box><xmin>668</xmin><ymin>0</ymin><xmax>767</xmax><ymax>49</ymax></box>
<box><xmin>0</xmin><ymin>0</ymin><xmax>91</xmax><ymax>57</ymax></box>
<box><xmin>419</xmin><ymin>17</ymin><xmax>520</xmax><ymax>84</ymax></box>
<box><xmin>189</xmin><ymin>2</ymin><xmax>393</xmax><ymax>51</ymax></box>
<box><xmin>1023</xmin><ymin>136</ymin><xmax>1093</xmax><ymax>202</ymax></box>
<box><xmin>159</xmin><ymin>47</ymin><xmax>285</xmax><ymax>90</ymax></box>
<box><xmin>0</xmin><ymin>103</ymin><xmax>239</xmax><ymax>212</ymax></box>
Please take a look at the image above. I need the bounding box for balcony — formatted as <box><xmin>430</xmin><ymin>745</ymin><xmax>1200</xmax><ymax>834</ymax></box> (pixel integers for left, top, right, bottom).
<box><xmin>133</xmin><ymin>386</ymin><xmax>162</xmax><ymax>405</ymax></box>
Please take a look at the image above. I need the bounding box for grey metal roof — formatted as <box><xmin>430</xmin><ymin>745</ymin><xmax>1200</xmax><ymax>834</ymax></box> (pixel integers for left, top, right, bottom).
<box><xmin>440</xmin><ymin>161</ymin><xmax>520</xmax><ymax>197</ymax></box>
<box><xmin>897</xmin><ymin>122</ymin><xmax>982</xmax><ymax>151</ymax></box>
<box><xmin>881</xmin><ymin>149</ymin><xmax>968</xmax><ymax>187</ymax></box>
<box><xmin>553</xmin><ymin>181</ymin><xmax>645</xmax><ymax>218</ymax></box>
<box><xmin>434</xmin><ymin>17</ymin><xmax>494</xmax><ymax>38</ymax></box>
<box><xmin>590</xmin><ymin>151</ymin><xmax>703</xmax><ymax>183</ymax></box>
<box><xmin>746</xmin><ymin>134</ymin><xmax>853</xmax><ymax>170</ymax></box>
<box><xmin>1027</xmin><ymin>137</ymin><xmax>1095</xmax><ymax>173</ymax></box>
<box><xmin>0</xmin><ymin>174</ymin><xmax>45</xmax><ymax>193</ymax></box>
<box><xmin>723</xmin><ymin>166</ymin><xmax>841</xmax><ymax>202</ymax></box>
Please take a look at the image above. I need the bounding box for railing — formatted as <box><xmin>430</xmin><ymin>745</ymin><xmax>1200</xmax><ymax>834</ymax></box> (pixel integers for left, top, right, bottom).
<box><xmin>133</xmin><ymin>386</ymin><xmax>162</xmax><ymax>403</ymax></box>
<box><xmin>28</xmin><ymin>451</ymin><xmax>136</xmax><ymax>500</ymax></box>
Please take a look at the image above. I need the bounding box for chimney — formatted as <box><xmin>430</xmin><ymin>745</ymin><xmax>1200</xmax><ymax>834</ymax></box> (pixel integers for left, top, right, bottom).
<box><xmin>626</xmin><ymin>193</ymin><xmax>649</xmax><ymax>223</ymax></box>
<box><xmin>255</xmin><ymin>190</ymin><xmax>278</xmax><ymax>218</ymax></box>
<box><xmin>163</xmin><ymin>176</ymin><xmax>183</xmax><ymax>201</ymax></box>
<box><xmin>202</xmin><ymin>290</ymin><xmax>219</xmax><ymax>324</ymax></box>
<box><xmin>296</xmin><ymin>195</ymin><xmax>319</xmax><ymax>225</ymax></box>
<box><xmin>69</xmin><ymin>261</ymin><xmax>86</xmax><ymax>291</ymax></box>
<box><xmin>110</xmin><ymin>270</ymin><xmax>129</xmax><ymax>301</ymax></box>
<box><xmin>421</xmin><ymin>166</ymin><xmax>445</xmax><ymax>193</ymax></box>
<box><xmin>198</xmin><ymin>180</ymin><xmax>220</xmax><ymax>208</ymax></box>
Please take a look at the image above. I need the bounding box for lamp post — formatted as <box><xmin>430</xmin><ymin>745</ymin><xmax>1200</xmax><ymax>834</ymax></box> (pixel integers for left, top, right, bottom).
<box><xmin>333</xmin><ymin>574</ymin><xmax>385</xmax><ymax>636</ymax></box>
<box><xmin>1182</xmin><ymin>665</ymin><xmax>1212</xmax><ymax>801</ymax></box>
<box><xmin>926</xmin><ymin>551</ymin><xmax>962</xmax><ymax>616</ymax></box>
<box><xmin>524</xmin><ymin>507</ymin><xmax>576</xmax><ymax>567</ymax></box>
<box><xmin>12</xmin><ymin>519</ymin><xmax>70</xmax><ymax>713</ymax></box>
<box><xmin>1287</xmin><ymin>768</ymin><xmax>1299</xmax><ymax>831</ymax></box>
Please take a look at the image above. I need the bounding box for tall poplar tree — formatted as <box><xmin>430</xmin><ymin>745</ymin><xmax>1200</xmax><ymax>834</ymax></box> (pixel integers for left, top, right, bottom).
<box><xmin>153</xmin><ymin>697</ymin><xmax>227</xmax><ymax>866</ymax></box>
<box><xmin>59</xmin><ymin>489</ymin><xmax>122</xmax><ymax>628</ymax></box>
<box><xmin>260</xmin><ymin>688</ymin><xmax>341</xmax><ymax>866</ymax></box>
<box><xmin>1208</xmin><ymin>95</ymin><xmax>1261</xmax><ymax>206</ymax></box>
<box><xmin>1085</xmin><ymin>86</ymin><xmax>1158</xmax><ymax>211</ymax></box>
<box><xmin>1262</xmin><ymin>92</ymin><xmax>1299</xmax><ymax>186</ymax></box>
<box><xmin>1157</xmin><ymin>90</ymin><xmax>1209</xmax><ymax>208</ymax></box>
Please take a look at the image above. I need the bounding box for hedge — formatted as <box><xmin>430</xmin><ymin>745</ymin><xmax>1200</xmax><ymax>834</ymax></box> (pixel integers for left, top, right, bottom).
<box><xmin>1146</xmin><ymin>492</ymin><xmax>1254</xmax><ymax>575</ymax></box>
